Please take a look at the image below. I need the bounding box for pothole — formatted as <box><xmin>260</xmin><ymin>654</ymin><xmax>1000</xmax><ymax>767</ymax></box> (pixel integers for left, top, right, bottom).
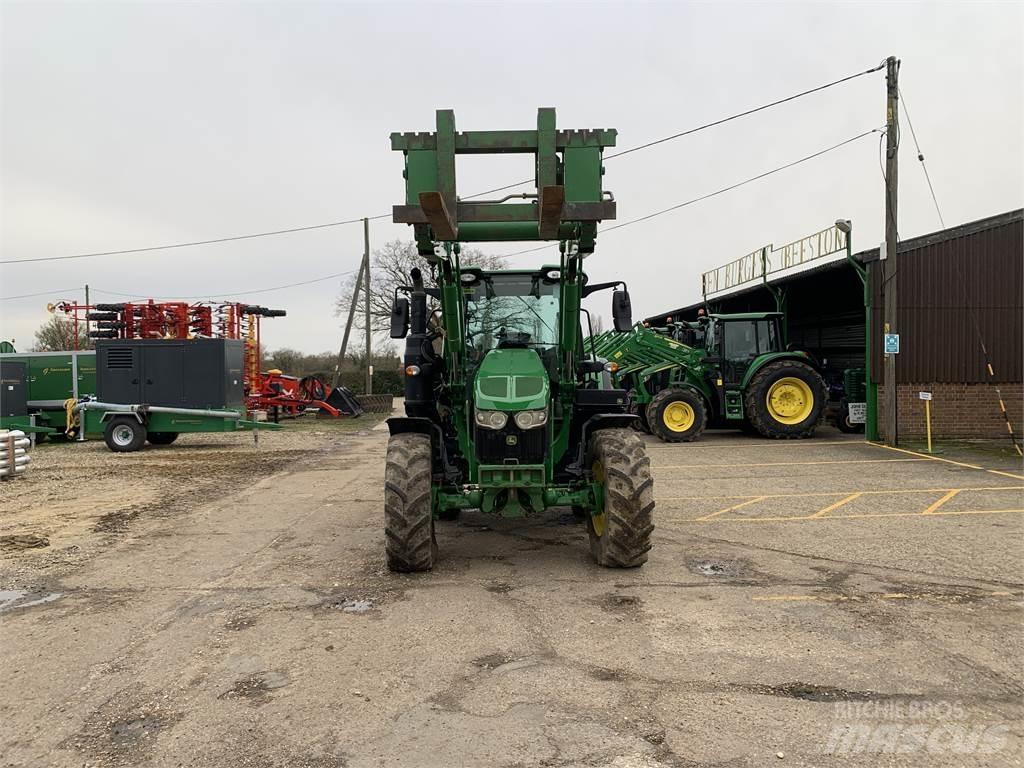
<box><xmin>0</xmin><ymin>589</ymin><xmax>63</xmax><ymax>613</ymax></box>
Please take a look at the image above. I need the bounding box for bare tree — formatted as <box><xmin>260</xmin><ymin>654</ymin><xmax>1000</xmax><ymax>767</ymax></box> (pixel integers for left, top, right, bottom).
<box><xmin>334</xmin><ymin>240</ymin><xmax>507</xmax><ymax>334</ymax></box>
<box><xmin>31</xmin><ymin>316</ymin><xmax>93</xmax><ymax>351</ymax></box>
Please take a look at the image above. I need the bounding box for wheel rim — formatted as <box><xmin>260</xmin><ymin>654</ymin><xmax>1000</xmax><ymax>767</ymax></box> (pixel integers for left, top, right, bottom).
<box><xmin>590</xmin><ymin>459</ymin><xmax>606</xmax><ymax>537</ymax></box>
<box><xmin>766</xmin><ymin>377</ymin><xmax>814</xmax><ymax>425</ymax></box>
<box><xmin>663</xmin><ymin>401</ymin><xmax>695</xmax><ymax>432</ymax></box>
<box><xmin>112</xmin><ymin>425</ymin><xmax>135</xmax><ymax>446</ymax></box>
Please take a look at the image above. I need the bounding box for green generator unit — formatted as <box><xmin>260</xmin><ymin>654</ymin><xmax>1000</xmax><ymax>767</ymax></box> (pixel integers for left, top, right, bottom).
<box><xmin>0</xmin><ymin>350</ymin><xmax>97</xmax><ymax>436</ymax></box>
<box><xmin>77</xmin><ymin>338</ymin><xmax>276</xmax><ymax>452</ymax></box>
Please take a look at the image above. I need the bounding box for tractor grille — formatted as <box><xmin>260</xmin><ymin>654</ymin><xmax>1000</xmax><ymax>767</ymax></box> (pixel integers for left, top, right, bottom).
<box><xmin>475</xmin><ymin>422</ymin><xmax>545</xmax><ymax>465</ymax></box>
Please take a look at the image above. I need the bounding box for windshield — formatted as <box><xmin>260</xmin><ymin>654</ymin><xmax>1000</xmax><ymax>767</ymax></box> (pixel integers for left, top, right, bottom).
<box><xmin>464</xmin><ymin>274</ymin><xmax>559</xmax><ymax>356</ymax></box>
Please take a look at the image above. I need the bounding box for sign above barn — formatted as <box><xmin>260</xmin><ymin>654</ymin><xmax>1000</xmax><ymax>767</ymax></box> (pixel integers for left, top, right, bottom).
<box><xmin>702</xmin><ymin>224</ymin><xmax>849</xmax><ymax>297</ymax></box>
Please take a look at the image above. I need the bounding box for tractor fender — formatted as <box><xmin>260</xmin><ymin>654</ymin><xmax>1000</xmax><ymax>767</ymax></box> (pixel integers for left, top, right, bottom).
<box><xmin>671</xmin><ymin>382</ymin><xmax>714</xmax><ymax>415</ymax></box>
<box><xmin>740</xmin><ymin>352</ymin><xmax>819</xmax><ymax>390</ymax></box>
<box><xmin>386</xmin><ymin>416</ymin><xmax>436</xmax><ymax>438</ymax></box>
<box><xmin>386</xmin><ymin>417</ymin><xmax>460</xmax><ymax>483</ymax></box>
<box><xmin>572</xmin><ymin>413</ymin><xmax>639</xmax><ymax>469</ymax></box>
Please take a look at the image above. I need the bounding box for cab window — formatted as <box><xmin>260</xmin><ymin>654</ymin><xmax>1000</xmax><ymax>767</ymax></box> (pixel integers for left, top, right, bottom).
<box><xmin>755</xmin><ymin>320</ymin><xmax>778</xmax><ymax>354</ymax></box>
<box><xmin>723</xmin><ymin>321</ymin><xmax>758</xmax><ymax>361</ymax></box>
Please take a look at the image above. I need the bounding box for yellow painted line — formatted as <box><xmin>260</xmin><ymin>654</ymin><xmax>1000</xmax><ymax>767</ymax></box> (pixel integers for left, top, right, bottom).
<box><xmin>808</xmin><ymin>492</ymin><xmax>862</xmax><ymax>518</ymax></box>
<box><xmin>868</xmin><ymin>441</ymin><xmax>1024</xmax><ymax>481</ymax></box>
<box><xmin>656</xmin><ymin>458</ymin><xmax>927</xmax><ymax>470</ymax></box>
<box><xmin>921</xmin><ymin>488</ymin><xmax>962</xmax><ymax>515</ymax></box>
<box><xmin>646</xmin><ymin>440</ymin><xmax>860</xmax><ymax>450</ymax></box>
<box><xmin>753</xmin><ymin>591</ymin><xmax>1019</xmax><ymax>603</ymax></box>
<box><xmin>662</xmin><ymin>508</ymin><xmax>1024</xmax><ymax>523</ymax></box>
<box><xmin>658</xmin><ymin>486</ymin><xmax>1024</xmax><ymax>502</ymax></box>
<box><xmin>696</xmin><ymin>495</ymin><xmax>767</xmax><ymax>521</ymax></box>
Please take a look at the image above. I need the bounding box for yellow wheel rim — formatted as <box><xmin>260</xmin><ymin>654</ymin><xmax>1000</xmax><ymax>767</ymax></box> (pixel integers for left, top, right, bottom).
<box><xmin>663</xmin><ymin>401</ymin><xmax>695</xmax><ymax>433</ymax></box>
<box><xmin>590</xmin><ymin>459</ymin><xmax>606</xmax><ymax>537</ymax></box>
<box><xmin>766</xmin><ymin>377</ymin><xmax>815</xmax><ymax>425</ymax></box>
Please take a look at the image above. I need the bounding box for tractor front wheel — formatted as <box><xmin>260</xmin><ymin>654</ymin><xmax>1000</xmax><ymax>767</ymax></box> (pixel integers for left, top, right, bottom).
<box><xmin>745</xmin><ymin>360</ymin><xmax>826</xmax><ymax>439</ymax></box>
<box><xmin>648</xmin><ymin>387</ymin><xmax>707</xmax><ymax>443</ymax></box>
<box><xmin>586</xmin><ymin>429</ymin><xmax>655</xmax><ymax>568</ymax></box>
<box><xmin>384</xmin><ymin>433</ymin><xmax>437</xmax><ymax>572</ymax></box>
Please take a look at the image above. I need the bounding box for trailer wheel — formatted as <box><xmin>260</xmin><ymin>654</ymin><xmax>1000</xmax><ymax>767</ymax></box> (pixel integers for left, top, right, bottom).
<box><xmin>586</xmin><ymin>429</ymin><xmax>654</xmax><ymax>568</ymax></box>
<box><xmin>384</xmin><ymin>433</ymin><xmax>437</xmax><ymax>572</ymax></box>
<box><xmin>147</xmin><ymin>432</ymin><xmax>179</xmax><ymax>446</ymax></box>
<box><xmin>745</xmin><ymin>360</ymin><xmax>826</xmax><ymax>439</ymax></box>
<box><xmin>104</xmin><ymin>416</ymin><xmax>147</xmax><ymax>453</ymax></box>
<box><xmin>648</xmin><ymin>388</ymin><xmax>707</xmax><ymax>443</ymax></box>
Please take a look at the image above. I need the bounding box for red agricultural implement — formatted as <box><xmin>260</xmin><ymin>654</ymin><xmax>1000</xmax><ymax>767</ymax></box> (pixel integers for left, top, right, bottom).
<box><xmin>48</xmin><ymin>299</ymin><xmax>362</xmax><ymax>419</ymax></box>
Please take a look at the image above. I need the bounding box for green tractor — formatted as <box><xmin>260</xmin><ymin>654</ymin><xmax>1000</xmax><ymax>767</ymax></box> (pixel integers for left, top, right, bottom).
<box><xmin>591</xmin><ymin>312</ymin><xmax>827</xmax><ymax>442</ymax></box>
<box><xmin>384</xmin><ymin>109</ymin><xmax>654</xmax><ymax>572</ymax></box>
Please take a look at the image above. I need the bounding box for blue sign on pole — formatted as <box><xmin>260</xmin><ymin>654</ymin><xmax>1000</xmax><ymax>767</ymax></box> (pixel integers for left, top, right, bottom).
<box><xmin>884</xmin><ymin>333</ymin><xmax>900</xmax><ymax>355</ymax></box>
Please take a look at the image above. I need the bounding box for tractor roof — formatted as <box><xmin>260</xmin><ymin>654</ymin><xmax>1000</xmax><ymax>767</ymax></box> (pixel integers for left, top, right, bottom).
<box><xmin>710</xmin><ymin>312</ymin><xmax>783</xmax><ymax>321</ymax></box>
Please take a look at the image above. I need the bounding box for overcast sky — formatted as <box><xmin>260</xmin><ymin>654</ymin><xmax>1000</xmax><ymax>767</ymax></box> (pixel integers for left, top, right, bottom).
<box><xmin>2</xmin><ymin>1</ymin><xmax>1021</xmax><ymax>355</ymax></box>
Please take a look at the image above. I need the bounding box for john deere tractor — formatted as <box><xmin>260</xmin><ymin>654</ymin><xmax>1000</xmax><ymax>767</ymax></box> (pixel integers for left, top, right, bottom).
<box><xmin>590</xmin><ymin>313</ymin><xmax>827</xmax><ymax>442</ymax></box>
<box><xmin>384</xmin><ymin>109</ymin><xmax>653</xmax><ymax>572</ymax></box>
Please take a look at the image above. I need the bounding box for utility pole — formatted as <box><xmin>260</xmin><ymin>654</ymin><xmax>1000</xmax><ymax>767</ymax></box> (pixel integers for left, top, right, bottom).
<box><xmin>84</xmin><ymin>284</ymin><xmax>90</xmax><ymax>348</ymax></box>
<box><xmin>332</xmin><ymin>258</ymin><xmax>365</xmax><ymax>389</ymax></box>
<box><xmin>883</xmin><ymin>55</ymin><xmax>900</xmax><ymax>446</ymax></box>
<box><xmin>363</xmin><ymin>217</ymin><xmax>372</xmax><ymax>396</ymax></box>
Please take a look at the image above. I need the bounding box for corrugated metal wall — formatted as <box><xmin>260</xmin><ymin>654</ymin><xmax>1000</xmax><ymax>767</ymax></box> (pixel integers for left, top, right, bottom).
<box><xmin>869</xmin><ymin>211</ymin><xmax>1023</xmax><ymax>384</ymax></box>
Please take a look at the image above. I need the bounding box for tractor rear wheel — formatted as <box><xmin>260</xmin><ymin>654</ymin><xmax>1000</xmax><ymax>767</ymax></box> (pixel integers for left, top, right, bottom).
<box><xmin>648</xmin><ymin>387</ymin><xmax>707</xmax><ymax>443</ymax></box>
<box><xmin>384</xmin><ymin>433</ymin><xmax>437</xmax><ymax>572</ymax></box>
<box><xmin>745</xmin><ymin>360</ymin><xmax>826</xmax><ymax>439</ymax></box>
<box><xmin>586</xmin><ymin>429</ymin><xmax>655</xmax><ymax>568</ymax></box>
<box><xmin>147</xmin><ymin>432</ymin><xmax>179</xmax><ymax>445</ymax></box>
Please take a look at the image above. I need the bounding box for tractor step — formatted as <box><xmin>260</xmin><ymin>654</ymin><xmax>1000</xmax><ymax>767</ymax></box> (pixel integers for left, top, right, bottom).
<box><xmin>724</xmin><ymin>388</ymin><xmax>745</xmax><ymax>419</ymax></box>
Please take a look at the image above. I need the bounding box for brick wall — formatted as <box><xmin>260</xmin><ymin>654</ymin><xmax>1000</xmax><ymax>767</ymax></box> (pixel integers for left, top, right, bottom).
<box><xmin>876</xmin><ymin>383</ymin><xmax>1023</xmax><ymax>440</ymax></box>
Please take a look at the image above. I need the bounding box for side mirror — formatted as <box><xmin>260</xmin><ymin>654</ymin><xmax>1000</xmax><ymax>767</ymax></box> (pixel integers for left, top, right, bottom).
<box><xmin>612</xmin><ymin>290</ymin><xmax>632</xmax><ymax>332</ymax></box>
<box><xmin>390</xmin><ymin>297</ymin><xmax>410</xmax><ymax>339</ymax></box>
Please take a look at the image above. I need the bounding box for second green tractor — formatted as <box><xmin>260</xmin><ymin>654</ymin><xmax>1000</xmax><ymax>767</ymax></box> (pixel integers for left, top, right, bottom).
<box><xmin>589</xmin><ymin>312</ymin><xmax>827</xmax><ymax>442</ymax></box>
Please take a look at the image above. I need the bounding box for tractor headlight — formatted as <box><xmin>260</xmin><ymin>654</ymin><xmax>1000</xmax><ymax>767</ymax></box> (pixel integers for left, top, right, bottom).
<box><xmin>475</xmin><ymin>409</ymin><xmax>508</xmax><ymax>430</ymax></box>
<box><xmin>513</xmin><ymin>409</ymin><xmax>548</xmax><ymax>430</ymax></box>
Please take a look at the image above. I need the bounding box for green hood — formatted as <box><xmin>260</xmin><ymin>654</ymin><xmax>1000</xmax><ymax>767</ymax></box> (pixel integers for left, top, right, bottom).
<box><xmin>473</xmin><ymin>348</ymin><xmax>550</xmax><ymax>411</ymax></box>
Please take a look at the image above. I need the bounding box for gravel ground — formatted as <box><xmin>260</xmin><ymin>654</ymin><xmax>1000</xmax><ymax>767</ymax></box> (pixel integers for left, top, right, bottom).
<box><xmin>1</xmin><ymin>417</ymin><xmax>1021</xmax><ymax>767</ymax></box>
<box><xmin>0</xmin><ymin>417</ymin><xmax>383</xmax><ymax>580</ymax></box>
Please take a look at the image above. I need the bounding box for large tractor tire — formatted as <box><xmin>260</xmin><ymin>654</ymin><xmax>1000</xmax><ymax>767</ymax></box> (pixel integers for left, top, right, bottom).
<box><xmin>384</xmin><ymin>433</ymin><xmax>437</xmax><ymax>573</ymax></box>
<box><xmin>586</xmin><ymin>429</ymin><xmax>655</xmax><ymax>568</ymax></box>
<box><xmin>745</xmin><ymin>360</ymin><xmax>826</xmax><ymax>439</ymax></box>
<box><xmin>647</xmin><ymin>387</ymin><xmax>707</xmax><ymax>443</ymax></box>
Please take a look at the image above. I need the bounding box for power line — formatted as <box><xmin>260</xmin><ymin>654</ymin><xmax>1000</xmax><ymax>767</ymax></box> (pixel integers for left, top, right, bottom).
<box><xmin>501</xmin><ymin>128</ymin><xmax>882</xmax><ymax>258</ymax></box>
<box><xmin>90</xmin><ymin>269</ymin><xmax>358</xmax><ymax>302</ymax></box>
<box><xmin>606</xmin><ymin>62</ymin><xmax>886</xmax><ymax>160</ymax></box>
<box><xmin>3</xmin><ymin>62</ymin><xmax>885</xmax><ymax>265</ymax></box>
<box><xmin>462</xmin><ymin>61</ymin><xmax>885</xmax><ymax>199</ymax></box>
<box><xmin>898</xmin><ymin>87</ymin><xmax>944</xmax><ymax>228</ymax></box>
<box><xmin>0</xmin><ymin>287</ymin><xmax>82</xmax><ymax>302</ymax></box>
<box><xmin>0</xmin><ymin>215</ymin><xmax>391</xmax><ymax>266</ymax></box>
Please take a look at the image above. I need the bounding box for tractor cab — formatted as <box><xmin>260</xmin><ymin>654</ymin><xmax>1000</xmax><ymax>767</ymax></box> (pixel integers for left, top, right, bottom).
<box><xmin>702</xmin><ymin>312</ymin><xmax>784</xmax><ymax>386</ymax></box>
